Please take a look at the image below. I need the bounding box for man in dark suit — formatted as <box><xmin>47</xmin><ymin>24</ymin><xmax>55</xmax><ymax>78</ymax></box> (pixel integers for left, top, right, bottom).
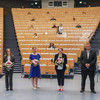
<box><xmin>80</xmin><ymin>43</ymin><xmax>97</xmax><ymax>93</ymax></box>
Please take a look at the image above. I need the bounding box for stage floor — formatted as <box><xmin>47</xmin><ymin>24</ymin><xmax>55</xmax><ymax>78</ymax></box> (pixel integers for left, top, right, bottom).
<box><xmin>0</xmin><ymin>74</ymin><xmax>100</xmax><ymax>100</ymax></box>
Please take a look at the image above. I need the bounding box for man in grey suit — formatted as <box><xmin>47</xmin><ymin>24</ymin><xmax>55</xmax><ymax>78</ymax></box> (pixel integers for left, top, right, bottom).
<box><xmin>80</xmin><ymin>43</ymin><xmax>97</xmax><ymax>93</ymax></box>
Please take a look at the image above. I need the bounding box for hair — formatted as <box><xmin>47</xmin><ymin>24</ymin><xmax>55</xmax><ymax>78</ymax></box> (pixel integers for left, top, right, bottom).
<box><xmin>58</xmin><ymin>48</ymin><xmax>63</xmax><ymax>51</ymax></box>
<box><xmin>34</xmin><ymin>33</ymin><xmax>37</xmax><ymax>36</ymax></box>
<box><xmin>85</xmin><ymin>42</ymin><xmax>91</xmax><ymax>46</ymax></box>
<box><xmin>32</xmin><ymin>47</ymin><xmax>36</xmax><ymax>50</ymax></box>
<box><xmin>5</xmin><ymin>48</ymin><xmax>12</xmax><ymax>56</ymax></box>
<box><xmin>84</xmin><ymin>43</ymin><xmax>91</xmax><ymax>50</ymax></box>
<box><xmin>47</xmin><ymin>11</ymin><xmax>50</xmax><ymax>14</ymax></box>
<box><xmin>50</xmin><ymin>42</ymin><xmax>54</xmax><ymax>47</ymax></box>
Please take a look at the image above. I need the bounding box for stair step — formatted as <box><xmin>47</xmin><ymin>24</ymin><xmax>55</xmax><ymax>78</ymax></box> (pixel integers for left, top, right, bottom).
<box><xmin>4</xmin><ymin>15</ymin><xmax>21</xmax><ymax>73</ymax></box>
<box><xmin>74</xmin><ymin>72</ymin><xmax>81</xmax><ymax>74</ymax></box>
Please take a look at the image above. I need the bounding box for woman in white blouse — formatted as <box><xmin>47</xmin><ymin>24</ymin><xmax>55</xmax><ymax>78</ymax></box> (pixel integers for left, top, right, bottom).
<box><xmin>57</xmin><ymin>23</ymin><xmax>63</xmax><ymax>34</ymax></box>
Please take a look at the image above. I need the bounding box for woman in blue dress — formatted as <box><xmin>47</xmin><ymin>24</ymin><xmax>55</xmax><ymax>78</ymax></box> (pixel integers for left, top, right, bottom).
<box><xmin>29</xmin><ymin>47</ymin><xmax>41</xmax><ymax>89</ymax></box>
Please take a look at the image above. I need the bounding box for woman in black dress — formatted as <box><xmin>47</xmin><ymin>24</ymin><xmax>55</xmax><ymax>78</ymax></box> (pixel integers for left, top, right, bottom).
<box><xmin>3</xmin><ymin>48</ymin><xmax>15</xmax><ymax>91</ymax></box>
<box><xmin>54</xmin><ymin>48</ymin><xmax>67</xmax><ymax>91</ymax></box>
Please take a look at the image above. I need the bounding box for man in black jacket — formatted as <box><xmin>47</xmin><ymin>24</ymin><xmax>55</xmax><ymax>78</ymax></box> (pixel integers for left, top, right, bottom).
<box><xmin>80</xmin><ymin>43</ymin><xmax>97</xmax><ymax>93</ymax></box>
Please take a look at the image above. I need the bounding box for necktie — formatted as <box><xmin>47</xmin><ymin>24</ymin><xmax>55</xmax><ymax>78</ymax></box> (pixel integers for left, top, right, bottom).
<box><xmin>87</xmin><ymin>51</ymin><xmax>90</xmax><ymax>59</ymax></box>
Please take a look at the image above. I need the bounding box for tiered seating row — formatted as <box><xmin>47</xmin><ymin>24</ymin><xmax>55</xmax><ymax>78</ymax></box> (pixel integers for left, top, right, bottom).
<box><xmin>12</xmin><ymin>7</ymin><xmax>100</xmax><ymax>75</ymax></box>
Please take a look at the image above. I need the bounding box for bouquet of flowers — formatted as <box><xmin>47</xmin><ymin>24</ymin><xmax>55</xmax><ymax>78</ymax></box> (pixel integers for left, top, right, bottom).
<box><xmin>55</xmin><ymin>57</ymin><xmax>64</xmax><ymax>70</ymax></box>
<box><xmin>31</xmin><ymin>59</ymin><xmax>39</xmax><ymax>67</ymax></box>
<box><xmin>3</xmin><ymin>61</ymin><xmax>14</xmax><ymax>71</ymax></box>
<box><xmin>55</xmin><ymin>57</ymin><xmax>64</xmax><ymax>65</ymax></box>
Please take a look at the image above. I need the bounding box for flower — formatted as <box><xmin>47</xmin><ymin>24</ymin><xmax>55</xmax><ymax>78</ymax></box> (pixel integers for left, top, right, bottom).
<box><xmin>55</xmin><ymin>57</ymin><xmax>64</xmax><ymax>65</ymax></box>
<box><xmin>3</xmin><ymin>61</ymin><xmax>14</xmax><ymax>71</ymax></box>
<box><xmin>6</xmin><ymin>61</ymin><xmax>12</xmax><ymax>65</ymax></box>
<box><xmin>31</xmin><ymin>59</ymin><xmax>39</xmax><ymax>67</ymax></box>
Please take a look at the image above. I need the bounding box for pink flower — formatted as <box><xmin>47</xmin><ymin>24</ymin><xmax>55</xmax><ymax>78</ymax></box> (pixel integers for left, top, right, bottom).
<box><xmin>6</xmin><ymin>61</ymin><xmax>12</xmax><ymax>65</ymax></box>
<box><xmin>32</xmin><ymin>59</ymin><xmax>39</xmax><ymax>66</ymax></box>
<box><xmin>56</xmin><ymin>58</ymin><xmax>63</xmax><ymax>65</ymax></box>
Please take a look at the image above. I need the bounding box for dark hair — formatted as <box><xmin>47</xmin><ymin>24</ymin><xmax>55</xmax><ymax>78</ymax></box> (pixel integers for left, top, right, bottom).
<box><xmin>47</xmin><ymin>11</ymin><xmax>50</xmax><ymax>14</ymax></box>
<box><xmin>32</xmin><ymin>47</ymin><xmax>36</xmax><ymax>50</ymax></box>
<box><xmin>58</xmin><ymin>48</ymin><xmax>63</xmax><ymax>51</ymax></box>
<box><xmin>50</xmin><ymin>42</ymin><xmax>54</xmax><ymax>47</ymax></box>
<box><xmin>86</xmin><ymin>42</ymin><xmax>91</xmax><ymax>46</ymax></box>
<box><xmin>34</xmin><ymin>33</ymin><xmax>37</xmax><ymax>36</ymax></box>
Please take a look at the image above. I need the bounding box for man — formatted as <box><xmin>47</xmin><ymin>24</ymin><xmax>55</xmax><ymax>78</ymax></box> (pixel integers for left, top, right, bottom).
<box><xmin>80</xmin><ymin>43</ymin><xmax>97</xmax><ymax>93</ymax></box>
<box><xmin>50</xmin><ymin>16</ymin><xmax>56</xmax><ymax>21</ymax></box>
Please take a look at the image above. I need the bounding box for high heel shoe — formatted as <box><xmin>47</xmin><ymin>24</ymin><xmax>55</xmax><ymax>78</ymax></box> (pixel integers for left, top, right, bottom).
<box><xmin>58</xmin><ymin>89</ymin><xmax>61</xmax><ymax>91</ymax></box>
<box><xmin>36</xmin><ymin>86</ymin><xmax>40</xmax><ymax>88</ymax></box>
<box><xmin>60</xmin><ymin>89</ymin><xmax>63</xmax><ymax>92</ymax></box>
<box><xmin>33</xmin><ymin>86</ymin><xmax>36</xmax><ymax>90</ymax></box>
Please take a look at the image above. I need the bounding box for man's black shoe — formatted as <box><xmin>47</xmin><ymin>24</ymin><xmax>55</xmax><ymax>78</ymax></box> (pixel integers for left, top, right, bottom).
<box><xmin>10</xmin><ymin>89</ymin><xmax>13</xmax><ymax>91</ymax></box>
<box><xmin>91</xmin><ymin>90</ymin><xmax>96</xmax><ymax>94</ymax></box>
<box><xmin>80</xmin><ymin>90</ymin><xmax>84</xmax><ymax>93</ymax></box>
<box><xmin>6</xmin><ymin>88</ymin><xmax>9</xmax><ymax>91</ymax></box>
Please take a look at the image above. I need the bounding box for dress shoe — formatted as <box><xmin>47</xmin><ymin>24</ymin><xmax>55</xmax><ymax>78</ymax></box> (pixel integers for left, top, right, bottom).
<box><xmin>60</xmin><ymin>89</ymin><xmax>63</xmax><ymax>92</ymax></box>
<box><xmin>91</xmin><ymin>90</ymin><xmax>96</xmax><ymax>94</ymax></box>
<box><xmin>80</xmin><ymin>89</ymin><xmax>84</xmax><ymax>93</ymax></box>
<box><xmin>33</xmin><ymin>87</ymin><xmax>36</xmax><ymax>90</ymax></box>
<box><xmin>36</xmin><ymin>86</ymin><xmax>40</xmax><ymax>88</ymax></box>
<box><xmin>57</xmin><ymin>89</ymin><xmax>61</xmax><ymax>91</ymax></box>
<box><xmin>6</xmin><ymin>88</ymin><xmax>9</xmax><ymax>91</ymax></box>
<box><xmin>10</xmin><ymin>89</ymin><xmax>13</xmax><ymax>91</ymax></box>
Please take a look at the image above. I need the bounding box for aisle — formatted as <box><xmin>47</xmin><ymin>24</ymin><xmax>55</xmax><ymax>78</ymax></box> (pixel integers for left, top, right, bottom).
<box><xmin>4</xmin><ymin>13</ymin><xmax>22</xmax><ymax>73</ymax></box>
<box><xmin>0</xmin><ymin>74</ymin><xmax>100</xmax><ymax>100</ymax></box>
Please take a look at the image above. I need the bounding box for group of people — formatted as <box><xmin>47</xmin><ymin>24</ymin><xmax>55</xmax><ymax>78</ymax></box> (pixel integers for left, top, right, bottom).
<box><xmin>3</xmin><ymin>43</ymin><xmax>97</xmax><ymax>94</ymax></box>
<box><xmin>52</xmin><ymin>23</ymin><xmax>63</xmax><ymax>34</ymax></box>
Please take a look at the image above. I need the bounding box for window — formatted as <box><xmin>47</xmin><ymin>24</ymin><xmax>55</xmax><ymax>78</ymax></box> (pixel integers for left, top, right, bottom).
<box><xmin>48</xmin><ymin>2</ymin><xmax>53</xmax><ymax>6</ymax></box>
<box><xmin>63</xmin><ymin>2</ymin><xmax>67</xmax><ymax>6</ymax></box>
<box><xmin>54</xmin><ymin>1</ymin><xmax>62</xmax><ymax>7</ymax></box>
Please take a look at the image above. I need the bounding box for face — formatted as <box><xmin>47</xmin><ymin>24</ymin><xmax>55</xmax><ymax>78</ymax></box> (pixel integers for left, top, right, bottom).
<box><xmin>32</xmin><ymin>48</ymin><xmax>36</xmax><ymax>52</ymax></box>
<box><xmin>34</xmin><ymin>33</ymin><xmax>37</xmax><ymax>36</ymax></box>
<box><xmin>7</xmin><ymin>49</ymin><xmax>11</xmax><ymax>55</ymax></box>
<box><xmin>58</xmin><ymin>49</ymin><xmax>63</xmax><ymax>54</ymax></box>
<box><xmin>85</xmin><ymin>44</ymin><xmax>91</xmax><ymax>50</ymax></box>
<box><xmin>51</xmin><ymin>43</ymin><xmax>53</xmax><ymax>46</ymax></box>
<box><xmin>59</xmin><ymin>23</ymin><xmax>62</xmax><ymax>27</ymax></box>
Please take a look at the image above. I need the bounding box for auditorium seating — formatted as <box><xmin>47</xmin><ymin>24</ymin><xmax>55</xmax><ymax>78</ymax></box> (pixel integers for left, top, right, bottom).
<box><xmin>97</xmin><ymin>50</ymin><xmax>100</xmax><ymax>69</ymax></box>
<box><xmin>0</xmin><ymin>8</ymin><xmax>3</xmax><ymax>74</ymax></box>
<box><xmin>12</xmin><ymin>7</ymin><xmax>100</xmax><ymax>75</ymax></box>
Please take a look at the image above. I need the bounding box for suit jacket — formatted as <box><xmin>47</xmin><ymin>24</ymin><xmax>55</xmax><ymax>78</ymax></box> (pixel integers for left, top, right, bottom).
<box><xmin>54</xmin><ymin>53</ymin><xmax>67</xmax><ymax>70</ymax></box>
<box><xmin>80</xmin><ymin>50</ymin><xmax>97</xmax><ymax>71</ymax></box>
<box><xmin>3</xmin><ymin>55</ymin><xmax>15</xmax><ymax>70</ymax></box>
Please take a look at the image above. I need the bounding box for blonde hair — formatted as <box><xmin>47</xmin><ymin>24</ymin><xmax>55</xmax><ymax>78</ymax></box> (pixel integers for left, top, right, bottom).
<box><xmin>32</xmin><ymin>47</ymin><xmax>36</xmax><ymax>50</ymax></box>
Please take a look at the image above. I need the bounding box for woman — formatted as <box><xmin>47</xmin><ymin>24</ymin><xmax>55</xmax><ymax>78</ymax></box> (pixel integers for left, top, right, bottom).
<box><xmin>54</xmin><ymin>48</ymin><xmax>67</xmax><ymax>91</ymax></box>
<box><xmin>29</xmin><ymin>47</ymin><xmax>41</xmax><ymax>89</ymax></box>
<box><xmin>48</xmin><ymin>42</ymin><xmax>55</xmax><ymax>49</ymax></box>
<box><xmin>57</xmin><ymin>23</ymin><xmax>63</xmax><ymax>34</ymax></box>
<box><xmin>3</xmin><ymin>48</ymin><xmax>15</xmax><ymax>91</ymax></box>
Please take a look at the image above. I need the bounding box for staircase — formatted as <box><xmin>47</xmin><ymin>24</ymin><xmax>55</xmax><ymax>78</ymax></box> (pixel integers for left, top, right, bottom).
<box><xmin>91</xmin><ymin>23</ymin><xmax>100</xmax><ymax>54</ymax></box>
<box><xmin>74</xmin><ymin>23</ymin><xmax>100</xmax><ymax>74</ymax></box>
<box><xmin>3</xmin><ymin>14</ymin><xmax>22</xmax><ymax>73</ymax></box>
